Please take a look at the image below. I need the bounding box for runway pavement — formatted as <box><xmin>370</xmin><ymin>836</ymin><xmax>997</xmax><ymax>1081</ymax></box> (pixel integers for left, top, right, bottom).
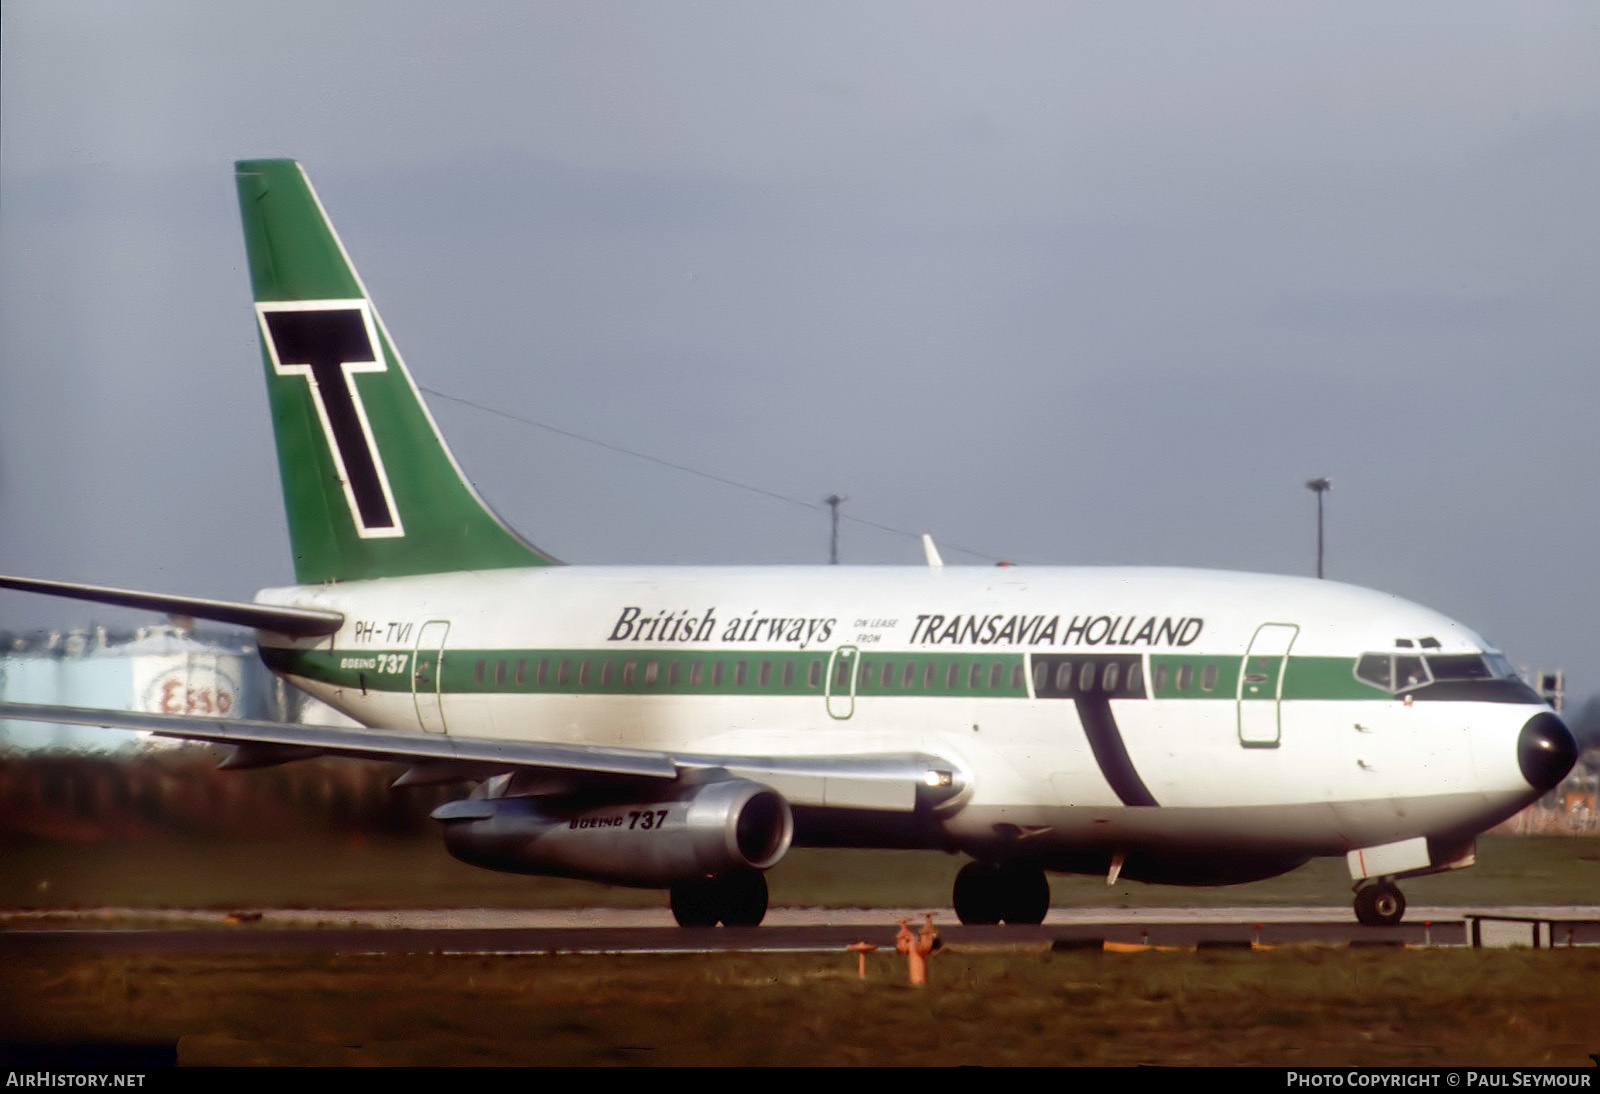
<box><xmin>4</xmin><ymin>905</ymin><xmax>1598</xmax><ymax>954</ymax></box>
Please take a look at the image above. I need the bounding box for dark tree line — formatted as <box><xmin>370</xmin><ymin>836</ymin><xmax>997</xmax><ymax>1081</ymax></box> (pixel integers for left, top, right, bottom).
<box><xmin>0</xmin><ymin>748</ymin><xmax>458</xmax><ymax>842</ymax></box>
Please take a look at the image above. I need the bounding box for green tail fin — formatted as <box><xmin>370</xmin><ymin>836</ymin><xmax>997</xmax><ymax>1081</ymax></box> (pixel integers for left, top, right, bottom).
<box><xmin>234</xmin><ymin>159</ymin><xmax>557</xmax><ymax>583</ymax></box>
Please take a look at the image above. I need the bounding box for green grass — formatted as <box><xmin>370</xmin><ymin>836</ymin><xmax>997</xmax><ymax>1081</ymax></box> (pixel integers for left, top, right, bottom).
<box><xmin>2</xmin><ymin>834</ymin><xmax>1597</xmax><ymax>911</ymax></box>
<box><xmin>4</xmin><ymin>948</ymin><xmax>1597</xmax><ymax>1066</ymax></box>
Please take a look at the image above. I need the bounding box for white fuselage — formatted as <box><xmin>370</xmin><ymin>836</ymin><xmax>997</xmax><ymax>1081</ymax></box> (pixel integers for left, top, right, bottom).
<box><xmin>258</xmin><ymin>565</ymin><xmax>1549</xmax><ymax>863</ymax></box>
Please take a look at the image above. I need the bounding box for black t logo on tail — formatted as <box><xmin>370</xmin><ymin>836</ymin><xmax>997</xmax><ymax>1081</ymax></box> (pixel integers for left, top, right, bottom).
<box><xmin>258</xmin><ymin>302</ymin><xmax>402</xmax><ymax>536</ymax></box>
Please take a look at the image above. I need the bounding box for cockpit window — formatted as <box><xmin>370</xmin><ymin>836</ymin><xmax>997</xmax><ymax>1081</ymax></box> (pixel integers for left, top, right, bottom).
<box><xmin>1354</xmin><ymin>651</ymin><xmax>1515</xmax><ymax>694</ymax></box>
<box><xmin>1485</xmin><ymin>652</ymin><xmax>1516</xmax><ymax>679</ymax></box>
<box><xmin>1427</xmin><ymin>654</ymin><xmax>1494</xmax><ymax>681</ymax></box>
<box><xmin>1355</xmin><ymin>654</ymin><xmax>1393</xmax><ymax>691</ymax></box>
<box><xmin>1395</xmin><ymin>656</ymin><xmax>1430</xmax><ymax>691</ymax></box>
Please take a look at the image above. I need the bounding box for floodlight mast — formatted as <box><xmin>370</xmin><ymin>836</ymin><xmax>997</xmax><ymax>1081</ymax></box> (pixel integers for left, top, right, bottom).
<box><xmin>1306</xmin><ymin>478</ymin><xmax>1333</xmax><ymax>579</ymax></box>
<box><xmin>824</xmin><ymin>494</ymin><xmax>847</xmax><ymax>565</ymax></box>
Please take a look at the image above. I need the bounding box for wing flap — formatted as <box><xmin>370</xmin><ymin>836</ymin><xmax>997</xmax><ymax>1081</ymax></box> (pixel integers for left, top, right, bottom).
<box><xmin>684</xmin><ymin>757</ymin><xmax>932</xmax><ymax>811</ymax></box>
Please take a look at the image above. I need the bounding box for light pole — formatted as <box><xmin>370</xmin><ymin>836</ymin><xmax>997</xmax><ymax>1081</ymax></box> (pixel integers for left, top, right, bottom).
<box><xmin>1305</xmin><ymin>478</ymin><xmax>1332</xmax><ymax>579</ymax></box>
<box><xmin>824</xmin><ymin>494</ymin><xmax>846</xmax><ymax>565</ymax></box>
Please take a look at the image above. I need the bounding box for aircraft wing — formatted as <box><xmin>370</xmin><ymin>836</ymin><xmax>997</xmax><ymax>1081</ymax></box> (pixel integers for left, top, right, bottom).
<box><xmin>0</xmin><ymin>575</ymin><xmax>344</xmax><ymax>638</ymax></box>
<box><xmin>0</xmin><ymin>703</ymin><xmax>953</xmax><ymax>811</ymax></box>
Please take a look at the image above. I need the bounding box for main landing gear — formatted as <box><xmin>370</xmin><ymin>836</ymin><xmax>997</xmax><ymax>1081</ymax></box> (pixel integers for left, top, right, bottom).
<box><xmin>1352</xmin><ymin>879</ymin><xmax>1407</xmax><ymax>927</ymax></box>
<box><xmin>952</xmin><ymin>861</ymin><xmax>1051</xmax><ymax>925</ymax></box>
<box><xmin>670</xmin><ymin>869</ymin><xmax>769</xmax><ymax>927</ymax></box>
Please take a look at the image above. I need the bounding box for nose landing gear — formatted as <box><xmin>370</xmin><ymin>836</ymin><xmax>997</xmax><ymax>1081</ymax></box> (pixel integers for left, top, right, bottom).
<box><xmin>1353</xmin><ymin>879</ymin><xmax>1407</xmax><ymax>926</ymax></box>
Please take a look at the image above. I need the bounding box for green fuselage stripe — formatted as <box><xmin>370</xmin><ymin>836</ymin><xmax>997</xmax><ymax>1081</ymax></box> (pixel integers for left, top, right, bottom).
<box><xmin>262</xmin><ymin>647</ymin><xmax>1396</xmax><ymax>702</ymax></box>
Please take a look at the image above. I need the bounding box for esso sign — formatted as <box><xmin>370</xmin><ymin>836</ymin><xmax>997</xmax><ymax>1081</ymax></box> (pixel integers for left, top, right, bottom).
<box><xmin>155</xmin><ymin>676</ymin><xmax>235</xmax><ymax>715</ymax></box>
<box><xmin>138</xmin><ymin>664</ymin><xmax>242</xmax><ymax>718</ymax></box>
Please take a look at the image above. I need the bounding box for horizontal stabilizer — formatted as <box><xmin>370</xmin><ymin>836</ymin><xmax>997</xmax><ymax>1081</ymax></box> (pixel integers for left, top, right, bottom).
<box><xmin>0</xmin><ymin>575</ymin><xmax>344</xmax><ymax>637</ymax></box>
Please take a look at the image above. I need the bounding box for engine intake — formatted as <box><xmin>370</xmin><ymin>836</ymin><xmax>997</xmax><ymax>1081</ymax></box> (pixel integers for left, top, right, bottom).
<box><xmin>433</xmin><ymin>777</ymin><xmax>793</xmax><ymax>887</ymax></box>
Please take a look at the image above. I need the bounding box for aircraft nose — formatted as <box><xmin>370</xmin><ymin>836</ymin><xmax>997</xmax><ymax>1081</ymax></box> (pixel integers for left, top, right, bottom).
<box><xmin>1517</xmin><ymin>712</ymin><xmax>1577</xmax><ymax>793</ymax></box>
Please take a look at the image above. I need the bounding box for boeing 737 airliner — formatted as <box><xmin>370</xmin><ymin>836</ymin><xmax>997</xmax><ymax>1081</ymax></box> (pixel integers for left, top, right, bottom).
<box><xmin>0</xmin><ymin>160</ymin><xmax>1577</xmax><ymax>927</ymax></box>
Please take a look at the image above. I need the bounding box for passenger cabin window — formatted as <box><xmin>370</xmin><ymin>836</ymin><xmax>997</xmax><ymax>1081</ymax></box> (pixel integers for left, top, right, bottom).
<box><xmin>1176</xmin><ymin>664</ymin><xmax>1193</xmax><ymax>691</ymax></box>
<box><xmin>809</xmin><ymin>661</ymin><xmax>822</xmax><ymax>689</ymax></box>
<box><xmin>1200</xmin><ymin>664</ymin><xmax>1217</xmax><ymax>692</ymax></box>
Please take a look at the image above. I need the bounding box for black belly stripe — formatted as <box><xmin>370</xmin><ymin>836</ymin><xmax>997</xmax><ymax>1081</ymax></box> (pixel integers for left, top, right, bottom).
<box><xmin>1074</xmin><ymin>694</ymin><xmax>1159</xmax><ymax>807</ymax></box>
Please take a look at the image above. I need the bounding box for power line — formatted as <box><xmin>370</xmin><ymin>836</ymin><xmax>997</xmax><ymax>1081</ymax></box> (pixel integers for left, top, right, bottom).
<box><xmin>419</xmin><ymin>385</ymin><xmax>1022</xmax><ymax>564</ymax></box>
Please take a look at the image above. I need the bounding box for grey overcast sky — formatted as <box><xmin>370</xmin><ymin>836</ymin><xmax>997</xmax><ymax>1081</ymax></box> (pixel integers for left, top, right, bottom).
<box><xmin>3</xmin><ymin>3</ymin><xmax>1600</xmax><ymax>691</ymax></box>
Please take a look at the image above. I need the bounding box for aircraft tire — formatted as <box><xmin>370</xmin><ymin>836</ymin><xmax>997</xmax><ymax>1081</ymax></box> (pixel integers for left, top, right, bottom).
<box><xmin>670</xmin><ymin>880</ymin><xmax>721</xmax><ymax>928</ymax></box>
<box><xmin>718</xmin><ymin>869</ymin><xmax>769</xmax><ymax>927</ymax></box>
<box><xmin>953</xmin><ymin>862</ymin><xmax>1002</xmax><ymax>925</ymax></box>
<box><xmin>1353</xmin><ymin>881</ymin><xmax>1406</xmax><ymax>927</ymax></box>
<box><xmin>997</xmin><ymin>864</ymin><xmax>1050</xmax><ymax>925</ymax></box>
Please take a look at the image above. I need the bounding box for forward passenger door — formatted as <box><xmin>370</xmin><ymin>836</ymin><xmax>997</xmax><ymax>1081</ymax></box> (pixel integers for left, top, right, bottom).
<box><xmin>1238</xmin><ymin>623</ymin><xmax>1298</xmax><ymax>747</ymax></box>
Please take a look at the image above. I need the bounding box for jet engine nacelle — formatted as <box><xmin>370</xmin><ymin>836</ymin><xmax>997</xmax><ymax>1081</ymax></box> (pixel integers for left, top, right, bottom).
<box><xmin>432</xmin><ymin>778</ymin><xmax>793</xmax><ymax>887</ymax></box>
